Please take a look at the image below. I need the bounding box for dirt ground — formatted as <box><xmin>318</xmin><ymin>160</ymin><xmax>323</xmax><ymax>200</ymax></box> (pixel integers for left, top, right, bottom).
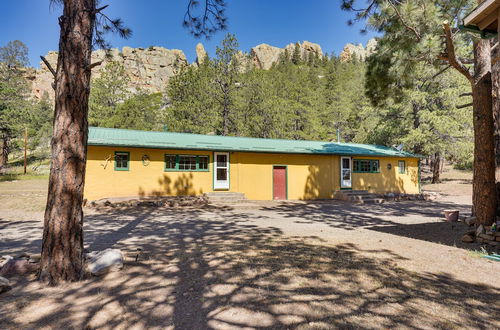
<box><xmin>0</xmin><ymin>167</ymin><xmax>499</xmax><ymax>329</ymax></box>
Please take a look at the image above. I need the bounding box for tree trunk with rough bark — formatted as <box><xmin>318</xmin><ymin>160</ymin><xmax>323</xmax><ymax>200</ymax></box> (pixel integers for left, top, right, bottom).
<box><xmin>491</xmin><ymin>34</ymin><xmax>500</xmax><ymax>217</ymax></box>
<box><xmin>0</xmin><ymin>134</ymin><xmax>8</xmax><ymax>167</ymax></box>
<box><xmin>472</xmin><ymin>39</ymin><xmax>497</xmax><ymax>226</ymax></box>
<box><xmin>38</xmin><ymin>0</ymin><xmax>95</xmax><ymax>285</ymax></box>
<box><xmin>431</xmin><ymin>152</ymin><xmax>441</xmax><ymax>184</ymax></box>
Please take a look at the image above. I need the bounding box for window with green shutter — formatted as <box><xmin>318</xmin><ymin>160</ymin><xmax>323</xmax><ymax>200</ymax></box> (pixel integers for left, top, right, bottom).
<box><xmin>114</xmin><ymin>152</ymin><xmax>130</xmax><ymax>171</ymax></box>
<box><xmin>164</xmin><ymin>154</ymin><xmax>209</xmax><ymax>172</ymax></box>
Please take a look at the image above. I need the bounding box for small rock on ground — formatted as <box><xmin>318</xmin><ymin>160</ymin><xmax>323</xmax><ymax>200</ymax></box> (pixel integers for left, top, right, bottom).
<box><xmin>0</xmin><ymin>259</ymin><xmax>38</xmax><ymax>277</ymax></box>
<box><xmin>461</xmin><ymin>233</ymin><xmax>475</xmax><ymax>243</ymax></box>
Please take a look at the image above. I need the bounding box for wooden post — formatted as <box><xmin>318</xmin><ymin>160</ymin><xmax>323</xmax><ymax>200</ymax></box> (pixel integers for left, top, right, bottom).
<box><xmin>23</xmin><ymin>127</ymin><xmax>27</xmax><ymax>174</ymax></box>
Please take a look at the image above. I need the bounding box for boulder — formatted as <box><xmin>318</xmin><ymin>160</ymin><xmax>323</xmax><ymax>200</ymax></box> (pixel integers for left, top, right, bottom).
<box><xmin>461</xmin><ymin>233</ymin><xmax>475</xmax><ymax>243</ymax></box>
<box><xmin>86</xmin><ymin>249</ymin><xmax>124</xmax><ymax>276</ymax></box>
<box><xmin>0</xmin><ymin>259</ymin><xmax>38</xmax><ymax>276</ymax></box>
<box><xmin>0</xmin><ymin>276</ymin><xmax>11</xmax><ymax>293</ymax></box>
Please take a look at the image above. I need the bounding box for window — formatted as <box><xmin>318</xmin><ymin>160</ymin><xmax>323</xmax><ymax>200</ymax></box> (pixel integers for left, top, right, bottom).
<box><xmin>165</xmin><ymin>155</ymin><xmax>176</xmax><ymax>169</ymax></box>
<box><xmin>198</xmin><ymin>156</ymin><xmax>208</xmax><ymax>170</ymax></box>
<box><xmin>164</xmin><ymin>154</ymin><xmax>209</xmax><ymax>171</ymax></box>
<box><xmin>114</xmin><ymin>152</ymin><xmax>129</xmax><ymax>171</ymax></box>
<box><xmin>398</xmin><ymin>160</ymin><xmax>406</xmax><ymax>174</ymax></box>
<box><xmin>353</xmin><ymin>159</ymin><xmax>379</xmax><ymax>173</ymax></box>
<box><xmin>179</xmin><ymin>156</ymin><xmax>197</xmax><ymax>170</ymax></box>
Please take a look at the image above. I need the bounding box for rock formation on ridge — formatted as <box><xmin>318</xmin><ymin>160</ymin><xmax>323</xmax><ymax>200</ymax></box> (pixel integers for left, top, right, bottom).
<box><xmin>28</xmin><ymin>39</ymin><xmax>375</xmax><ymax>100</ymax></box>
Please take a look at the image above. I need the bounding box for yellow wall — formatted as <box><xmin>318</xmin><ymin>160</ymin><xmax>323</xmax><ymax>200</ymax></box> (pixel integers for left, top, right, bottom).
<box><xmin>351</xmin><ymin>157</ymin><xmax>420</xmax><ymax>194</ymax></box>
<box><xmin>85</xmin><ymin>147</ymin><xmax>213</xmax><ymax>201</ymax></box>
<box><xmin>84</xmin><ymin>146</ymin><xmax>420</xmax><ymax>201</ymax></box>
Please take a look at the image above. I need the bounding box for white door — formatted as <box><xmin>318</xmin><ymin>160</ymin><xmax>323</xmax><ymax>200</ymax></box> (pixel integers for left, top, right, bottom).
<box><xmin>214</xmin><ymin>152</ymin><xmax>230</xmax><ymax>190</ymax></box>
<box><xmin>340</xmin><ymin>157</ymin><xmax>352</xmax><ymax>189</ymax></box>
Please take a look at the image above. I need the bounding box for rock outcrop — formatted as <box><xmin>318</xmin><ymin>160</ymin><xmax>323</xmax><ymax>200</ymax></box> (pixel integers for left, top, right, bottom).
<box><xmin>28</xmin><ymin>39</ymin><xmax>374</xmax><ymax>100</ymax></box>
<box><xmin>251</xmin><ymin>44</ymin><xmax>284</xmax><ymax>70</ymax></box>
<box><xmin>251</xmin><ymin>41</ymin><xmax>323</xmax><ymax>70</ymax></box>
<box><xmin>339</xmin><ymin>38</ymin><xmax>377</xmax><ymax>62</ymax></box>
<box><xmin>29</xmin><ymin>46</ymin><xmax>189</xmax><ymax>100</ymax></box>
<box><xmin>195</xmin><ymin>43</ymin><xmax>207</xmax><ymax>66</ymax></box>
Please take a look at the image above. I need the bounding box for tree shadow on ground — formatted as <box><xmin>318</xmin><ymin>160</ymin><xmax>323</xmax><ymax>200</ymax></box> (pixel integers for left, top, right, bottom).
<box><xmin>1</xmin><ymin>206</ymin><xmax>499</xmax><ymax>329</ymax></box>
<box><xmin>0</xmin><ymin>218</ymin><xmax>42</xmax><ymax>255</ymax></box>
<box><xmin>258</xmin><ymin>199</ymin><xmax>481</xmax><ymax>250</ymax></box>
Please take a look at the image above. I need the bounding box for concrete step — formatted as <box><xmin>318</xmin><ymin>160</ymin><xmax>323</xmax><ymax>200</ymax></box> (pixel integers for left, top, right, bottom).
<box><xmin>333</xmin><ymin>190</ymin><xmax>385</xmax><ymax>204</ymax></box>
<box><xmin>205</xmin><ymin>192</ymin><xmax>248</xmax><ymax>204</ymax></box>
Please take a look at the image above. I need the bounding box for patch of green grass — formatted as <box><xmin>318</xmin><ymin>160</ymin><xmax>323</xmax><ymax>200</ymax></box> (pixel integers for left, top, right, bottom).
<box><xmin>468</xmin><ymin>247</ymin><xmax>488</xmax><ymax>258</ymax></box>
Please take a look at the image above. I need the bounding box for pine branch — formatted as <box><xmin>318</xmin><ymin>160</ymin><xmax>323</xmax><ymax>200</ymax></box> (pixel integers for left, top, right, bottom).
<box><xmin>40</xmin><ymin>56</ymin><xmax>56</xmax><ymax>78</ymax></box>
<box><xmin>456</xmin><ymin>102</ymin><xmax>473</xmax><ymax>109</ymax></box>
<box><xmin>439</xmin><ymin>22</ymin><xmax>473</xmax><ymax>83</ymax></box>
<box><xmin>388</xmin><ymin>1</ymin><xmax>421</xmax><ymax>41</ymax></box>
<box><xmin>87</xmin><ymin>61</ymin><xmax>103</xmax><ymax>71</ymax></box>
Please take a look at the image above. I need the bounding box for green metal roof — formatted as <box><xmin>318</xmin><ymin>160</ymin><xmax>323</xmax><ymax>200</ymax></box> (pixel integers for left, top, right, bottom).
<box><xmin>88</xmin><ymin>126</ymin><xmax>420</xmax><ymax>158</ymax></box>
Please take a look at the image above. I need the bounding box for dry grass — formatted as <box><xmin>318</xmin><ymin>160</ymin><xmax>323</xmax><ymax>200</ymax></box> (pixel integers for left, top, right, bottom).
<box><xmin>421</xmin><ymin>163</ymin><xmax>472</xmax><ymax>198</ymax></box>
<box><xmin>0</xmin><ymin>179</ymin><xmax>47</xmax><ymax>218</ymax></box>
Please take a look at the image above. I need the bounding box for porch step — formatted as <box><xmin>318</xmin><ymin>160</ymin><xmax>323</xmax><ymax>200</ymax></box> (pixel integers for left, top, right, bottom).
<box><xmin>205</xmin><ymin>192</ymin><xmax>249</xmax><ymax>204</ymax></box>
<box><xmin>333</xmin><ymin>190</ymin><xmax>385</xmax><ymax>204</ymax></box>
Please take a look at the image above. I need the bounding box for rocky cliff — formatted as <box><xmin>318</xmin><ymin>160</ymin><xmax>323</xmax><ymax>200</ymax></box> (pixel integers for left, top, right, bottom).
<box><xmin>28</xmin><ymin>46</ymin><xmax>189</xmax><ymax>100</ymax></box>
<box><xmin>29</xmin><ymin>39</ymin><xmax>375</xmax><ymax>100</ymax></box>
<box><xmin>339</xmin><ymin>39</ymin><xmax>377</xmax><ymax>62</ymax></box>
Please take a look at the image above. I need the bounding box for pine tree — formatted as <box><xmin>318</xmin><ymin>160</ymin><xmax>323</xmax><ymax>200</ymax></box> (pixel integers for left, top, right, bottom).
<box><xmin>0</xmin><ymin>40</ymin><xmax>30</xmax><ymax>167</ymax></box>
<box><xmin>89</xmin><ymin>61</ymin><xmax>130</xmax><ymax>127</ymax></box>
<box><xmin>41</xmin><ymin>0</ymin><xmax>226</xmax><ymax>285</ymax></box>
<box><xmin>292</xmin><ymin>42</ymin><xmax>302</xmax><ymax>65</ymax></box>
<box><xmin>342</xmin><ymin>0</ymin><xmax>496</xmax><ymax>225</ymax></box>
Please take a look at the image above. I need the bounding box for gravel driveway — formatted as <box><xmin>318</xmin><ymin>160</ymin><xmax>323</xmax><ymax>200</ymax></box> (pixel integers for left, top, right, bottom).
<box><xmin>1</xmin><ymin>188</ymin><xmax>499</xmax><ymax>329</ymax></box>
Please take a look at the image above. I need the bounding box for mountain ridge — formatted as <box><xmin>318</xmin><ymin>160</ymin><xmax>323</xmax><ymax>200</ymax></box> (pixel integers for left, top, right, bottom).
<box><xmin>27</xmin><ymin>39</ymin><xmax>376</xmax><ymax>100</ymax></box>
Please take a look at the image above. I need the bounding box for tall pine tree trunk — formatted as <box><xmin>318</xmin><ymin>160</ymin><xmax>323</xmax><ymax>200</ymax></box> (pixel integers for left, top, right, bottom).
<box><xmin>0</xmin><ymin>133</ymin><xmax>8</xmax><ymax>168</ymax></box>
<box><xmin>491</xmin><ymin>34</ymin><xmax>500</xmax><ymax>216</ymax></box>
<box><xmin>38</xmin><ymin>0</ymin><xmax>95</xmax><ymax>284</ymax></box>
<box><xmin>472</xmin><ymin>39</ymin><xmax>497</xmax><ymax>226</ymax></box>
<box><xmin>431</xmin><ymin>152</ymin><xmax>441</xmax><ymax>184</ymax></box>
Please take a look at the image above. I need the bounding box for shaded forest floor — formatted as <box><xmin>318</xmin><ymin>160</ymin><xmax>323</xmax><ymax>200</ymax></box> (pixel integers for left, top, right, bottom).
<box><xmin>1</xmin><ymin>167</ymin><xmax>499</xmax><ymax>329</ymax></box>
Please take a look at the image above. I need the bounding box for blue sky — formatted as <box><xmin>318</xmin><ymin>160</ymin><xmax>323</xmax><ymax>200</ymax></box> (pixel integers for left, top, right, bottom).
<box><xmin>1</xmin><ymin>0</ymin><xmax>376</xmax><ymax>67</ymax></box>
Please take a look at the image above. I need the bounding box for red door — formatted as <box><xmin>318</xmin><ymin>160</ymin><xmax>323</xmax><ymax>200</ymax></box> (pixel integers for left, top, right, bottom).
<box><xmin>273</xmin><ymin>166</ymin><xmax>287</xmax><ymax>200</ymax></box>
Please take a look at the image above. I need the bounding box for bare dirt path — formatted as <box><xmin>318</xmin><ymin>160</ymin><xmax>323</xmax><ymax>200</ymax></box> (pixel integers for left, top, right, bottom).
<box><xmin>0</xmin><ymin>172</ymin><xmax>499</xmax><ymax>329</ymax></box>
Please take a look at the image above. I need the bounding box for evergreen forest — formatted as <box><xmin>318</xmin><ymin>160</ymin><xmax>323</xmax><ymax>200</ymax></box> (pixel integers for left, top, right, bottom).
<box><xmin>0</xmin><ymin>33</ymin><xmax>473</xmax><ymax>178</ymax></box>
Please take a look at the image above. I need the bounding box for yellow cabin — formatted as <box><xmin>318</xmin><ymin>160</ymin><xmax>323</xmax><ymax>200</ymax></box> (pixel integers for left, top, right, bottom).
<box><xmin>84</xmin><ymin>127</ymin><xmax>421</xmax><ymax>201</ymax></box>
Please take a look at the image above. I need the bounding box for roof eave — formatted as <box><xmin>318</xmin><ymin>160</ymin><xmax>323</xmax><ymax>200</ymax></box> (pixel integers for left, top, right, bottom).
<box><xmin>464</xmin><ymin>0</ymin><xmax>497</xmax><ymax>26</ymax></box>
